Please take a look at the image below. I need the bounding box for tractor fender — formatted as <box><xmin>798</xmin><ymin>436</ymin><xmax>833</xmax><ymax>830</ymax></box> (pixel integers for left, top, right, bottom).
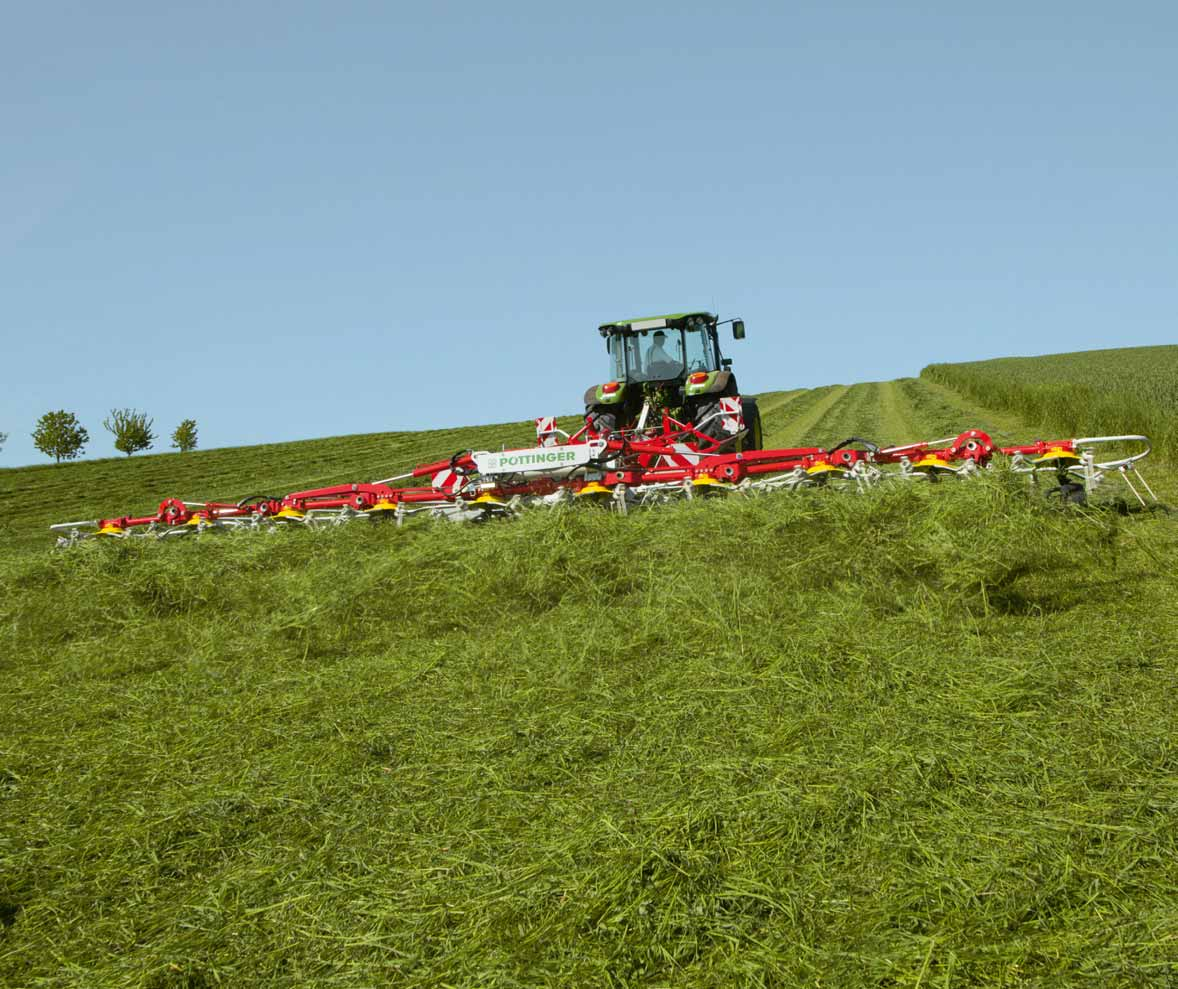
<box><xmin>584</xmin><ymin>383</ymin><xmax>627</xmax><ymax>407</ymax></box>
<box><xmin>684</xmin><ymin>370</ymin><xmax>735</xmax><ymax>398</ymax></box>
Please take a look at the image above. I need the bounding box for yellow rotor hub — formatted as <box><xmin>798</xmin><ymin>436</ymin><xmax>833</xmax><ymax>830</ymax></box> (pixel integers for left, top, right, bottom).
<box><xmin>575</xmin><ymin>482</ymin><xmax>612</xmax><ymax>497</ymax></box>
<box><xmin>272</xmin><ymin>507</ymin><xmax>306</xmax><ymax>520</ymax></box>
<box><xmin>805</xmin><ymin>462</ymin><xmax>846</xmax><ymax>476</ymax></box>
<box><xmin>366</xmin><ymin>501</ymin><xmax>399</xmax><ymax>512</ymax></box>
<box><xmin>95</xmin><ymin>524</ymin><xmax>125</xmax><ymax>537</ymax></box>
<box><xmin>691</xmin><ymin>475</ymin><xmax>723</xmax><ymax>486</ymax></box>
<box><xmin>472</xmin><ymin>492</ymin><xmax>506</xmax><ymax>506</ymax></box>
<box><xmin>1033</xmin><ymin>447</ymin><xmax>1080</xmax><ymax>464</ymax></box>
<box><xmin>912</xmin><ymin>456</ymin><xmax>955</xmax><ymax>473</ymax></box>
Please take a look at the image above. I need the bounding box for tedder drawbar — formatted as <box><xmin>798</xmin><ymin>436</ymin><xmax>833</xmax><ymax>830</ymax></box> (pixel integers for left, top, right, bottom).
<box><xmin>51</xmin><ymin>312</ymin><xmax>1158</xmax><ymax>546</ymax></box>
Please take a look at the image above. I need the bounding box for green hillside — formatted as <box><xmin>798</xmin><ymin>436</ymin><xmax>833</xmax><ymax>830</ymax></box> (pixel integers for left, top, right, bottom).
<box><xmin>0</xmin><ymin>418</ymin><xmax>576</xmax><ymax>556</ymax></box>
<box><xmin>925</xmin><ymin>345</ymin><xmax>1178</xmax><ymax>463</ymax></box>
<box><xmin>2</xmin><ymin>347</ymin><xmax>1177</xmax><ymax>987</ymax></box>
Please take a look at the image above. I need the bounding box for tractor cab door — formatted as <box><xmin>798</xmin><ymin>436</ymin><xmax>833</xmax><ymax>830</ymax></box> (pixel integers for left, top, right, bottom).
<box><xmin>684</xmin><ymin>323</ymin><xmax>721</xmax><ymax>374</ymax></box>
<box><xmin>607</xmin><ymin>334</ymin><xmax>644</xmax><ymax>383</ymax></box>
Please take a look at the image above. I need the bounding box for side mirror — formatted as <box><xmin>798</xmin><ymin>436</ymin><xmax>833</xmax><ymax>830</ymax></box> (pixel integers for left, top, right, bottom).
<box><xmin>732</xmin><ymin>319</ymin><xmax>745</xmax><ymax>340</ymax></box>
<box><xmin>721</xmin><ymin>358</ymin><xmax>733</xmax><ymax>369</ymax></box>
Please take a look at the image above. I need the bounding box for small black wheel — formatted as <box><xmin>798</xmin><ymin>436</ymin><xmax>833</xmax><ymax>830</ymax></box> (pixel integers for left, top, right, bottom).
<box><xmin>1049</xmin><ymin>479</ymin><xmax>1087</xmax><ymax>505</ymax></box>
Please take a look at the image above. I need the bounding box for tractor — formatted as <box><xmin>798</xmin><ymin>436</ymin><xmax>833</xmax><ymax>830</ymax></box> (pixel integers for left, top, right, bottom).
<box><xmin>583</xmin><ymin>311</ymin><xmax>763</xmax><ymax>450</ymax></box>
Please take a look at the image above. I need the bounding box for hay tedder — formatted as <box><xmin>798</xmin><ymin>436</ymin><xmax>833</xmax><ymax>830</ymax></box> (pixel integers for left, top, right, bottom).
<box><xmin>51</xmin><ymin>312</ymin><xmax>1157</xmax><ymax>546</ymax></box>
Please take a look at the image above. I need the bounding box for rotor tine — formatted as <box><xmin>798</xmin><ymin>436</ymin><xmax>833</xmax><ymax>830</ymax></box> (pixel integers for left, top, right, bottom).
<box><xmin>1131</xmin><ymin>465</ymin><xmax>1158</xmax><ymax>503</ymax></box>
<box><xmin>1118</xmin><ymin>466</ymin><xmax>1147</xmax><ymax>509</ymax></box>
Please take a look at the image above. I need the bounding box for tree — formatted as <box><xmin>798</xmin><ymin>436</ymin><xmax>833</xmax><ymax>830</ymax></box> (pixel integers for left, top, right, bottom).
<box><xmin>103</xmin><ymin>408</ymin><xmax>155</xmax><ymax>456</ymax></box>
<box><xmin>0</xmin><ymin>431</ymin><xmax>7</xmax><ymax>452</ymax></box>
<box><xmin>171</xmin><ymin>418</ymin><xmax>198</xmax><ymax>453</ymax></box>
<box><xmin>32</xmin><ymin>411</ymin><xmax>90</xmax><ymax>463</ymax></box>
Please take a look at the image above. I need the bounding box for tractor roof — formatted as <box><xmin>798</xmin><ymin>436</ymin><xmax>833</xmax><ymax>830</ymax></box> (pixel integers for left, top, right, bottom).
<box><xmin>598</xmin><ymin>311</ymin><xmax>716</xmax><ymax>334</ymax></box>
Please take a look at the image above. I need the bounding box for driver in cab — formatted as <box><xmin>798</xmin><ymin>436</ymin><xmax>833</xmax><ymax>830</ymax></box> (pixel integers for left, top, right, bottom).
<box><xmin>645</xmin><ymin>331</ymin><xmax>681</xmax><ymax>377</ymax></box>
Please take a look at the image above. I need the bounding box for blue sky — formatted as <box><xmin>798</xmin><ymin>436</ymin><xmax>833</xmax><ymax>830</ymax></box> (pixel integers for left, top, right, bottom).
<box><xmin>2</xmin><ymin>2</ymin><xmax>1175</xmax><ymax>466</ymax></box>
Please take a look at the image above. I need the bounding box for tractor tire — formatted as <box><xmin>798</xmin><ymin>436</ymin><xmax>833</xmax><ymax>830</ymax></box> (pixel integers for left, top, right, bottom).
<box><xmin>691</xmin><ymin>399</ymin><xmax>728</xmax><ymax>441</ymax></box>
<box><xmin>690</xmin><ymin>395</ymin><xmax>762</xmax><ymax>447</ymax></box>
<box><xmin>739</xmin><ymin>397</ymin><xmax>763</xmax><ymax>451</ymax></box>
<box><xmin>586</xmin><ymin>406</ymin><xmax>618</xmax><ymax>435</ymax></box>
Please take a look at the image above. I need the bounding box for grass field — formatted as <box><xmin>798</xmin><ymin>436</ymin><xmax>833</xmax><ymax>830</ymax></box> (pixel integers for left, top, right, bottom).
<box><xmin>2</xmin><ymin>346</ymin><xmax>1177</xmax><ymax>987</ymax></box>
<box><xmin>924</xmin><ymin>346</ymin><xmax>1178</xmax><ymax>463</ymax></box>
<box><xmin>0</xmin><ymin>417</ymin><xmax>577</xmax><ymax>557</ymax></box>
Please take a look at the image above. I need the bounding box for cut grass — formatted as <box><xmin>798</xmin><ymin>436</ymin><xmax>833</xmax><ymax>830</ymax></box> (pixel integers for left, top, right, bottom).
<box><xmin>875</xmin><ymin>379</ymin><xmax>922</xmax><ymax>444</ymax></box>
<box><xmin>789</xmin><ymin>381</ymin><xmax>884</xmax><ymax>448</ymax></box>
<box><xmin>3</xmin><ymin>477</ymin><xmax>1178</xmax><ymax>986</ymax></box>
<box><xmin>3</xmin><ymin>355</ymin><xmax>1178</xmax><ymax>986</ymax></box>
<box><xmin>760</xmin><ymin>385</ymin><xmax>849</xmax><ymax>449</ymax></box>
<box><xmin>897</xmin><ymin>376</ymin><xmax>1059</xmax><ymax>448</ymax></box>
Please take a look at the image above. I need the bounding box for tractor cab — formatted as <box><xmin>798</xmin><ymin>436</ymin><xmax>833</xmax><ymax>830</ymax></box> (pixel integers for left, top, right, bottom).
<box><xmin>584</xmin><ymin>311</ymin><xmax>760</xmax><ymax>449</ymax></box>
<box><xmin>598</xmin><ymin>312</ymin><xmax>743</xmax><ymax>386</ymax></box>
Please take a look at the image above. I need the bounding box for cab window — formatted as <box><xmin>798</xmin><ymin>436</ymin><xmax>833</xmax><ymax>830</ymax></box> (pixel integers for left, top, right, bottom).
<box><xmin>683</xmin><ymin>326</ymin><xmax>718</xmax><ymax>372</ymax></box>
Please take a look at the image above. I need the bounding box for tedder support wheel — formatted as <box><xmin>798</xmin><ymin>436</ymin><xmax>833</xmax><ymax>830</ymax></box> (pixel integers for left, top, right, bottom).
<box><xmin>740</xmin><ymin>396</ymin><xmax>763</xmax><ymax>451</ymax></box>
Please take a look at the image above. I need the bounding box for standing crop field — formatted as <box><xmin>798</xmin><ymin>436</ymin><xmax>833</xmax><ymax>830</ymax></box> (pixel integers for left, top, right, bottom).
<box><xmin>923</xmin><ymin>345</ymin><xmax>1178</xmax><ymax>462</ymax></box>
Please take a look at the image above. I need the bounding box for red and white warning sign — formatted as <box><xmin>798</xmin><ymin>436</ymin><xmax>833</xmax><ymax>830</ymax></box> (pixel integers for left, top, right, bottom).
<box><xmin>658</xmin><ymin>443</ymin><xmax>703</xmax><ymax>468</ymax></box>
<box><xmin>535</xmin><ymin>416</ymin><xmax>559</xmax><ymax>447</ymax></box>
<box><xmin>719</xmin><ymin>397</ymin><xmax>744</xmax><ymax>435</ymax></box>
<box><xmin>431</xmin><ymin>469</ymin><xmax>469</xmax><ymax>495</ymax></box>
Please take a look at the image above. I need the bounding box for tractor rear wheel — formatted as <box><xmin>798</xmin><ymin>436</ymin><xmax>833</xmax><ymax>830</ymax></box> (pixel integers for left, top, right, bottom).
<box><xmin>586</xmin><ymin>407</ymin><xmax>618</xmax><ymax>435</ymax></box>
<box><xmin>740</xmin><ymin>397</ymin><xmax>763</xmax><ymax>451</ymax></box>
<box><xmin>690</xmin><ymin>399</ymin><xmax>728</xmax><ymax>441</ymax></box>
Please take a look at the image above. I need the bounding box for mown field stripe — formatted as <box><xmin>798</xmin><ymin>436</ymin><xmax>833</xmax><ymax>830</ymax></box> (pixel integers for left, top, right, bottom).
<box><xmin>795</xmin><ymin>382</ymin><xmax>886</xmax><ymax>448</ymax></box>
<box><xmin>751</xmin><ymin>389</ymin><xmax>807</xmax><ymax>419</ymax></box>
<box><xmin>762</xmin><ymin>385</ymin><xmax>849</xmax><ymax>449</ymax></box>
<box><xmin>756</xmin><ymin>387</ymin><xmax>837</xmax><ymax>436</ymax></box>
<box><xmin>876</xmin><ymin>379</ymin><xmax>924</xmax><ymax>445</ymax></box>
<box><xmin>906</xmin><ymin>376</ymin><xmax>1054</xmax><ymax>442</ymax></box>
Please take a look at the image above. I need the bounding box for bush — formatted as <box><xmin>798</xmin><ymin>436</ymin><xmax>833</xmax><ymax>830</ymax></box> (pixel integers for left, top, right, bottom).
<box><xmin>31</xmin><ymin>411</ymin><xmax>89</xmax><ymax>463</ymax></box>
<box><xmin>104</xmin><ymin>408</ymin><xmax>155</xmax><ymax>457</ymax></box>
<box><xmin>171</xmin><ymin>419</ymin><xmax>198</xmax><ymax>453</ymax></box>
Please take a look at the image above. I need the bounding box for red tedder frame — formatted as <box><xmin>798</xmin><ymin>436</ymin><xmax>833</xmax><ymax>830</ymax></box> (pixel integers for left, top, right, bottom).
<box><xmin>76</xmin><ymin>408</ymin><xmax>1092</xmax><ymax>538</ymax></box>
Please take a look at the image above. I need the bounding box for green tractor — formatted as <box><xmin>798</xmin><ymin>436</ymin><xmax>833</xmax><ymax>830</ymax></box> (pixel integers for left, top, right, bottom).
<box><xmin>584</xmin><ymin>311</ymin><xmax>763</xmax><ymax>450</ymax></box>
